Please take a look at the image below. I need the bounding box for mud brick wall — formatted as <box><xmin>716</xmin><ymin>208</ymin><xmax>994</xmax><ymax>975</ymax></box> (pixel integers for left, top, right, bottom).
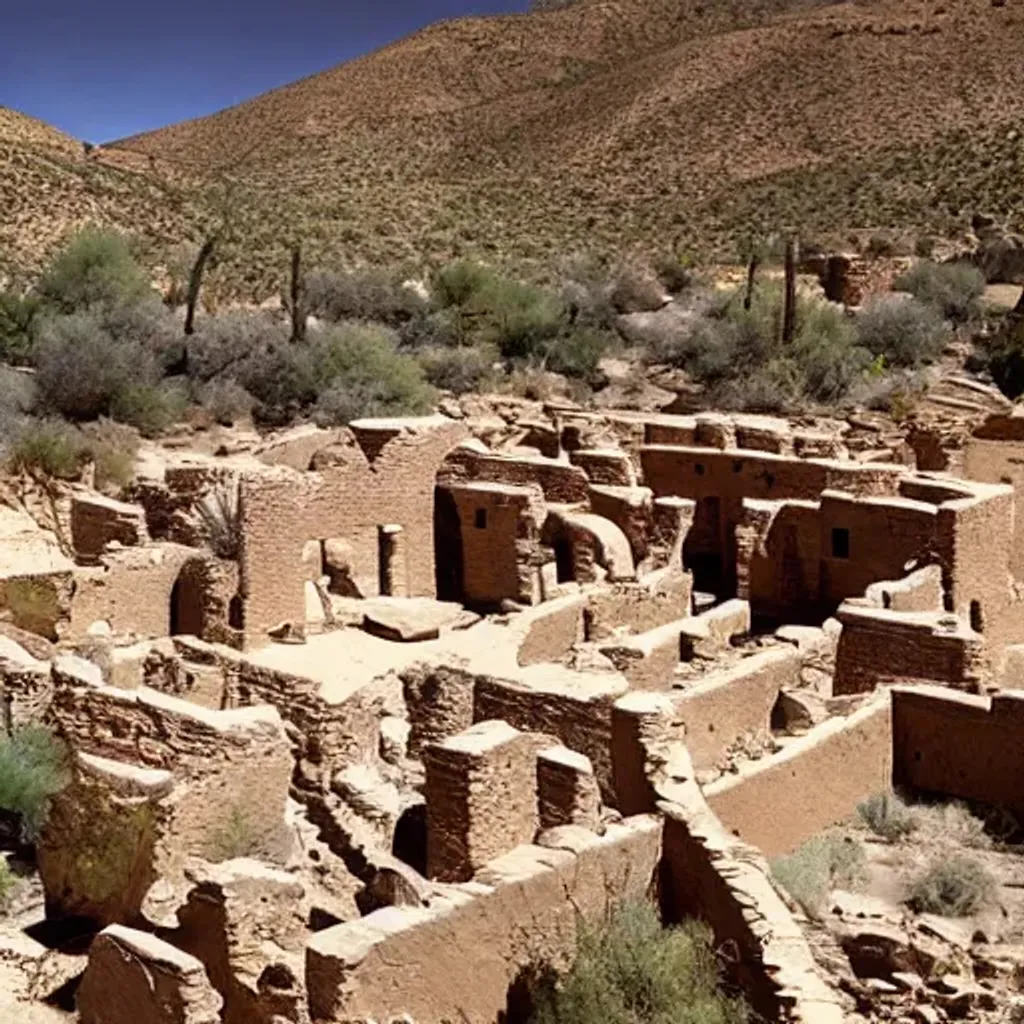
<box><xmin>963</xmin><ymin>439</ymin><xmax>1024</xmax><ymax>580</ymax></box>
<box><xmin>570</xmin><ymin>448</ymin><xmax>636</xmax><ymax>487</ymax></box>
<box><xmin>935</xmin><ymin>489</ymin><xmax>1019</xmax><ymax>651</ymax></box>
<box><xmin>402</xmin><ymin>663</ymin><xmax>477</xmax><ymax>759</ymax></box>
<box><xmin>640</xmin><ymin>445</ymin><xmax>903</xmax><ymax>504</ymax></box>
<box><xmin>440</xmin><ymin>446</ymin><xmax>590</xmax><ymax>504</ymax></box>
<box><xmin>669</xmin><ymin>647</ymin><xmax>799</xmax><ymax>771</ymax></box>
<box><xmin>892</xmin><ymin>686</ymin><xmax>1024</xmax><ymax>817</ymax></box>
<box><xmin>68</xmin><ymin>544</ymin><xmax>218</xmax><ymax>640</ymax></box>
<box><xmin>423</xmin><ymin>721</ymin><xmax>543</xmax><ymax>882</ymax></box>
<box><xmin>537</xmin><ymin>746</ymin><xmax>600</xmax><ymax>830</ymax></box>
<box><xmin>586</xmin><ymin>568</ymin><xmax>692</xmax><ymax>641</ymax></box>
<box><xmin>474</xmin><ymin>671</ymin><xmax>626</xmax><ymax>801</ymax></box>
<box><xmin>600</xmin><ymin>616</ymin><xmax>688</xmax><ymax>690</ymax></box>
<box><xmin>516</xmin><ymin>594</ymin><xmax>586</xmax><ymax>666</ymax></box>
<box><xmin>306</xmin><ymin>818</ymin><xmax>662</xmax><ymax>1024</ymax></box>
<box><xmin>863</xmin><ymin>565</ymin><xmax>943</xmax><ymax>613</ymax></box>
<box><xmin>818</xmin><ymin>491</ymin><xmax>937</xmax><ymax>609</ymax></box>
<box><xmin>239</xmin><ymin>418</ymin><xmax>468</xmax><ymax>643</ymax></box>
<box><xmin>740</xmin><ymin>500</ymin><xmax>822</xmax><ymax>622</ymax></box>
<box><xmin>70</xmin><ymin>494</ymin><xmax>148</xmax><ymax>562</ymax></box>
<box><xmin>588</xmin><ymin>485</ymin><xmax>653</xmax><ymax>565</ymax></box>
<box><xmin>49</xmin><ymin>683</ymin><xmax>293</xmax><ymax>863</ymax></box>
<box><xmin>833</xmin><ymin>606</ymin><xmax>984</xmax><ymax>695</ymax></box>
<box><xmin>446</xmin><ymin>482</ymin><xmax>541</xmax><ymax>606</ymax></box>
<box><xmin>236</xmin><ymin>659</ymin><xmax>387</xmax><ymax>773</ymax></box>
<box><xmin>704</xmin><ymin>698</ymin><xmax>891</xmax><ymax>857</ymax></box>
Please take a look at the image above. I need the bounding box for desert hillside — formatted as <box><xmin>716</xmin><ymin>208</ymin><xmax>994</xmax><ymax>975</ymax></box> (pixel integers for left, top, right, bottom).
<box><xmin>5</xmin><ymin>0</ymin><xmax>1024</xmax><ymax>296</ymax></box>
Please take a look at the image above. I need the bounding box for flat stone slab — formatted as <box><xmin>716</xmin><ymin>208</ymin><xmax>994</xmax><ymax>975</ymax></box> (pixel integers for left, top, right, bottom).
<box><xmin>361</xmin><ymin>598</ymin><xmax>479</xmax><ymax>642</ymax></box>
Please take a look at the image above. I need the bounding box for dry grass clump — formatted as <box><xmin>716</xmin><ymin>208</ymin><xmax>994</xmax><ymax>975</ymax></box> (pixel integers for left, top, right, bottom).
<box><xmin>771</xmin><ymin>833</ymin><xmax>867</xmax><ymax>919</ymax></box>
<box><xmin>857</xmin><ymin>792</ymin><xmax>919</xmax><ymax>841</ymax></box>
<box><xmin>907</xmin><ymin>855</ymin><xmax>997</xmax><ymax>917</ymax></box>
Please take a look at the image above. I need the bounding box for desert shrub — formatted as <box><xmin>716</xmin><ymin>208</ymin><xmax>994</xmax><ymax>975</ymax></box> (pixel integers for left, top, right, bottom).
<box><xmin>653</xmin><ymin>254</ymin><xmax>697</xmax><ymax>295</ymax></box>
<box><xmin>431</xmin><ymin>260</ymin><xmax>495</xmax><ymax>310</ymax></box>
<box><xmin>80</xmin><ymin>419</ymin><xmax>139</xmax><ymax>492</ymax></box>
<box><xmin>907</xmin><ymin>856</ymin><xmax>996</xmax><ymax>916</ymax></box>
<box><xmin>530</xmin><ymin>901</ymin><xmax>747</xmax><ymax>1024</ymax></box>
<box><xmin>37</xmin><ymin>226</ymin><xmax>152</xmax><ymax>314</ymax></box>
<box><xmin>196</xmin><ymin>378</ymin><xmax>254</xmax><ymax>425</ymax></box>
<box><xmin>858</xmin><ymin>792</ymin><xmax>918</xmax><ymax>841</ymax></box>
<box><xmin>109</xmin><ymin>380</ymin><xmax>188</xmax><ymax>437</ymax></box>
<box><xmin>894</xmin><ymin>261</ymin><xmax>985</xmax><ymax>324</ymax></box>
<box><xmin>186</xmin><ymin>310</ymin><xmax>290</xmax><ymax>382</ymax></box>
<box><xmin>660</xmin><ymin>285</ymin><xmax>871</xmax><ymax>410</ymax></box>
<box><xmin>771</xmin><ymin>833</ymin><xmax>867</xmax><ymax>918</ymax></box>
<box><xmin>608</xmin><ymin>260</ymin><xmax>667</xmax><ymax>314</ymax></box>
<box><xmin>558</xmin><ymin>253</ymin><xmax>616</xmax><ymax>330</ymax></box>
<box><xmin>417</xmin><ymin>344</ymin><xmax>497</xmax><ymax>394</ymax></box>
<box><xmin>983</xmin><ymin>317</ymin><xmax>1024</xmax><ymax>400</ymax></box>
<box><xmin>6</xmin><ymin>418</ymin><xmax>91</xmax><ymax>481</ymax></box>
<box><xmin>0</xmin><ymin>292</ymin><xmax>42</xmax><ymax>365</ymax></box>
<box><xmin>397</xmin><ymin>308</ymin><xmax>463</xmax><ymax>350</ymax></box>
<box><xmin>478</xmin><ymin>277</ymin><xmax>566</xmax><ymax>361</ymax></box>
<box><xmin>308</xmin><ymin>323</ymin><xmax>435</xmax><ymax>426</ymax></box>
<box><xmin>0</xmin><ymin>726</ymin><xmax>70</xmax><ymax>840</ymax></box>
<box><xmin>304</xmin><ymin>267</ymin><xmax>427</xmax><ymax>325</ymax></box>
<box><xmin>544</xmin><ymin>327</ymin><xmax>617</xmax><ymax>379</ymax></box>
<box><xmin>193</xmin><ymin>483</ymin><xmax>242</xmax><ymax>560</ymax></box>
<box><xmin>855</xmin><ymin>295</ymin><xmax>950</xmax><ymax>368</ymax></box>
<box><xmin>32</xmin><ymin>306</ymin><xmax>167</xmax><ymax>424</ymax></box>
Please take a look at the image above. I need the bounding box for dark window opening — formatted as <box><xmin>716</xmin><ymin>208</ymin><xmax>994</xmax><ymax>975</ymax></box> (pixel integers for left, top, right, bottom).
<box><xmin>474</xmin><ymin>508</ymin><xmax>488</xmax><ymax>529</ymax></box>
<box><xmin>970</xmin><ymin>600</ymin><xmax>984</xmax><ymax>633</ymax></box>
<box><xmin>831</xmin><ymin>527</ymin><xmax>850</xmax><ymax>559</ymax></box>
<box><xmin>392</xmin><ymin>804</ymin><xmax>427</xmax><ymax>875</ymax></box>
<box><xmin>733</xmin><ymin>460</ymin><xmax>744</xmax><ymax>474</ymax></box>
<box><xmin>695</xmin><ymin>463</ymin><xmax>705</xmax><ymax>476</ymax></box>
<box><xmin>228</xmin><ymin>594</ymin><xmax>243</xmax><ymax>630</ymax></box>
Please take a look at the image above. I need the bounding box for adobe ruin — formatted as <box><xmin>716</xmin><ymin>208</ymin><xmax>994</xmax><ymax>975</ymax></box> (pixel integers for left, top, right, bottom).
<box><xmin>3</xmin><ymin>394</ymin><xmax>1024</xmax><ymax>1023</ymax></box>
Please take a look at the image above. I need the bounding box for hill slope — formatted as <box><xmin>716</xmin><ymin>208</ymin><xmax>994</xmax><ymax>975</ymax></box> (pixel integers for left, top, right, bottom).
<box><xmin>6</xmin><ymin>0</ymin><xmax>1024</xmax><ymax>297</ymax></box>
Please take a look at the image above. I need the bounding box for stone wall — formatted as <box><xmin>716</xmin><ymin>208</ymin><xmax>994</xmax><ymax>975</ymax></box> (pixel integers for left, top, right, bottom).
<box><xmin>238</xmin><ymin>418</ymin><xmax>467</xmax><ymax>644</ymax></box>
<box><xmin>963</xmin><ymin>437</ymin><xmax>1024</xmax><ymax>579</ymax></box>
<box><xmin>71</xmin><ymin>493</ymin><xmax>149</xmax><ymax>562</ymax></box>
<box><xmin>305</xmin><ymin>818</ymin><xmax>662</xmax><ymax>1024</ymax></box>
<box><xmin>833</xmin><ymin>605</ymin><xmax>984</xmax><ymax>694</ymax></box>
<box><xmin>515</xmin><ymin>594</ymin><xmax>586</xmax><ymax>666</ymax></box>
<box><xmin>892</xmin><ymin>685</ymin><xmax>1024</xmax><ymax>817</ymax></box>
<box><xmin>704</xmin><ymin>696</ymin><xmax>892</xmax><ymax>857</ymax></box>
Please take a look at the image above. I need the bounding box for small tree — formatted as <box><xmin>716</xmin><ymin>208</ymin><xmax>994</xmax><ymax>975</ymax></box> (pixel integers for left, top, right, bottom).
<box><xmin>0</xmin><ymin>726</ymin><xmax>71</xmax><ymax>840</ymax></box>
<box><xmin>289</xmin><ymin>244</ymin><xmax>306</xmax><ymax>344</ymax></box>
<box><xmin>530</xmin><ymin>902</ymin><xmax>747</xmax><ymax>1024</ymax></box>
<box><xmin>37</xmin><ymin>226</ymin><xmax>152</xmax><ymax>313</ymax></box>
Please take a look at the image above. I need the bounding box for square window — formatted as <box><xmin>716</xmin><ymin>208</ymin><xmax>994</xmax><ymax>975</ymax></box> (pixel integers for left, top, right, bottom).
<box><xmin>831</xmin><ymin>527</ymin><xmax>850</xmax><ymax>559</ymax></box>
<box><xmin>474</xmin><ymin>508</ymin><xmax>488</xmax><ymax>530</ymax></box>
<box><xmin>695</xmin><ymin>463</ymin><xmax>705</xmax><ymax>476</ymax></box>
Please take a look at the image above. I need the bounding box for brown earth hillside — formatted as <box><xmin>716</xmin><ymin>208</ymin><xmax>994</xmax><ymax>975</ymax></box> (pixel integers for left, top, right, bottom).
<box><xmin>6</xmin><ymin>0</ymin><xmax>1024</xmax><ymax>299</ymax></box>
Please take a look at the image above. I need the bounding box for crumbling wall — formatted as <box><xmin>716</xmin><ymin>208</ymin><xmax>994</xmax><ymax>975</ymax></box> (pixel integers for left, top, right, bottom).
<box><xmin>963</xmin><ymin>437</ymin><xmax>1024</xmax><ymax>579</ymax></box>
<box><xmin>892</xmin><ymin>686</ymin><xmax>1024</xmax><ymax>817</ymax></box>
<box><xmin>833</xmin><ymin>605</ymin><xmax>984</xmax><ymax>694</ymax></box>
<box><xmin>516</xmin><ymin>594</ymin><xmax>586</xmax><ymax>667</ymax></box>
<box><xmin>239</xmin><ymin>418</ymin><xmax>467</xmax><ymax>643</ymax></box>
<box><xmin>704</xmin><ymin>696</ymin><xmax>892</xmax><ymax>857</ymax></box>
<box><xmin>586</xmin><ymin>567</ymin><xmax>692</xmax><ymax>641</ymax></box>
<box><xmin>440</xmin><ymin>445</ymin><xmax>590</xmax><ymax>504</ymax></box>
<box><xmin>71</xmin><ymin>493</ymin><xmax>149</xmax><ymax>562</ymax></box>
<box><xmin>668</xmin><ymin>648</ymin><xmax>799</xmax><ymax>771</ymax></box>
<box><xmin>305</xmin><ymin>818</ymin><xmax>662</xmax><ymax>1024</ymax></box>
<box><xmin>863</xmin><ymin>565</ymin><xmax>943</xmax><ymax>613</ymax></box>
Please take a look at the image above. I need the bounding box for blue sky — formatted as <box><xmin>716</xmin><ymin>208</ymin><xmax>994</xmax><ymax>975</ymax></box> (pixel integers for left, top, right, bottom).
<box><xmin>2</xmin><ymin>0</ymin><xmax>531</xmax><ymax>143</ymax></box>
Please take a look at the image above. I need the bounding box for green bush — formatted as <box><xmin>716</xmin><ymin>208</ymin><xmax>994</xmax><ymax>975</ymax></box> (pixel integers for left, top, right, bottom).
<box><xmin>657</xmin><ymin>285</ymin><xmax>871</xmax><ymax>411</ymax></box>
<box><xmin>37</xmin><ymin>226</ymin><xmax>153</xmax><ymax>313</ymax></box>
<box><xmin>7</xmin><ymin>418</ymin><xmax>91</xmax><ymax>481</ymax></box>
<box><xmin>858</xmin><ymin>792</ymin><xmax>918</xmax><ymax>841</ymax></box>
<box><xmin>530</xmin><ymin>902</ymin><xmax>747</xmax><ymax>1024</ymax></box>
<box><xmin>194</xmin><ymin>484</ymin><xmax>242</xmax><ymax>560</ymax></box>
<box><xmin>907</xmin><ymin>855</ymin><xmax>996</xmax><ymax>916</ymax></box>
<box><xmin>186</xmin><ymin>310</ymin><xmax>290</xmax><ymax>383</ymax></box>
<box><xmin>210</xmin><ymin>806</ymin><xmax>260</xmax><ymax>861</ymax></box>
<box><xmin>545</xmin><ymin>327</ymin><xmax>616</xmax><ymax>379</ymax></box>
<box><xmin>304</xmin><ymin>267</ymin><xmax>427</xmax><ymax>325</ymax></box>
<box><xmin>109</xmin><ymin>380</ymin><xmax>188</xmax><ymax>438</ymax></box>
<box><xmin>32</xmin><ymin>308</ymin><xmax>164</xmax><ymax>423</ymax></box>
<box><xmin>431</xmin><ymin>260</ymin><xmax>495</xmax><ymax>310</ymax></box>
<box><xmin>80</xmin><ymin>419</ymin><xmax>139</xmax><ymax>492</ymax></box>
<box><xmin>0</xmin><ymin>292</ymin><xmax>42</xmax><ymax>365</ymax></box>
<box><xmin>308</xmin><ymin>323</ymin><xmax>435</xmax><ymax>426</ymax></box>
<box><xmin>894</xmin><ymin>261</ymin><xmax>985</xmax><ymax>324</ymax></box>
<box><xmin>196</xmin><ymin>378</ymin><xmax>255</xmax><ymax>425</ymax></box>
<box><xmin>0</xmin><ymin>726</ymin><xmax>70</xmax><ymax>839</ymax></box>
<box><xmin>771</xmin><ymin>833</ymin><xmax>867</xmax><ymax>918</ymax></box>
<box><xmin>984</xmin><ymin>317</ymin><xmax>1024</xmax><ymax>400</ymax></box>
<box><xmin>417</xmin><ymin>344</ymin><xmax>497</xmax><ymax>395</ymax></box>
<box><xmin>478</xmin><ymin>277</ymin><xmax>565</xmax><ymax>361</ymax></box>
<box><xmin>608</xmin><ymin>259</ymin><xmax>667</xmax><ymax>314</ymax></box>
<box><xmin>855</xmin><ymin>295</ymin><xmax>950</xmax><ymax>368</ymax></box>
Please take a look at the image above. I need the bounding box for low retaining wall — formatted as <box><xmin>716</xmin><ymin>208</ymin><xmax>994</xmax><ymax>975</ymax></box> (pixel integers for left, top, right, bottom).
<box><xmin>306</xmin><ymin>818</ymin><xmax>662</xmax><ymax>1023</ymax></box>
<box><xmin>892</xmin><ymin>685</ymin><xmax>1024</xmax><ymax>816</ymax></box>
<box><xmin>704</xmin><ymin>696</ymin><xmax>892</xmax><ymax>857</ymax></box>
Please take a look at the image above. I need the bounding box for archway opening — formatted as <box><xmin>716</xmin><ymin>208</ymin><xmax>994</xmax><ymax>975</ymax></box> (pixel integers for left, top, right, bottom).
<box><xmin>170</xmin><ymin>566</ymin><xmax>205</xmax><ymax>637</ymax></box>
